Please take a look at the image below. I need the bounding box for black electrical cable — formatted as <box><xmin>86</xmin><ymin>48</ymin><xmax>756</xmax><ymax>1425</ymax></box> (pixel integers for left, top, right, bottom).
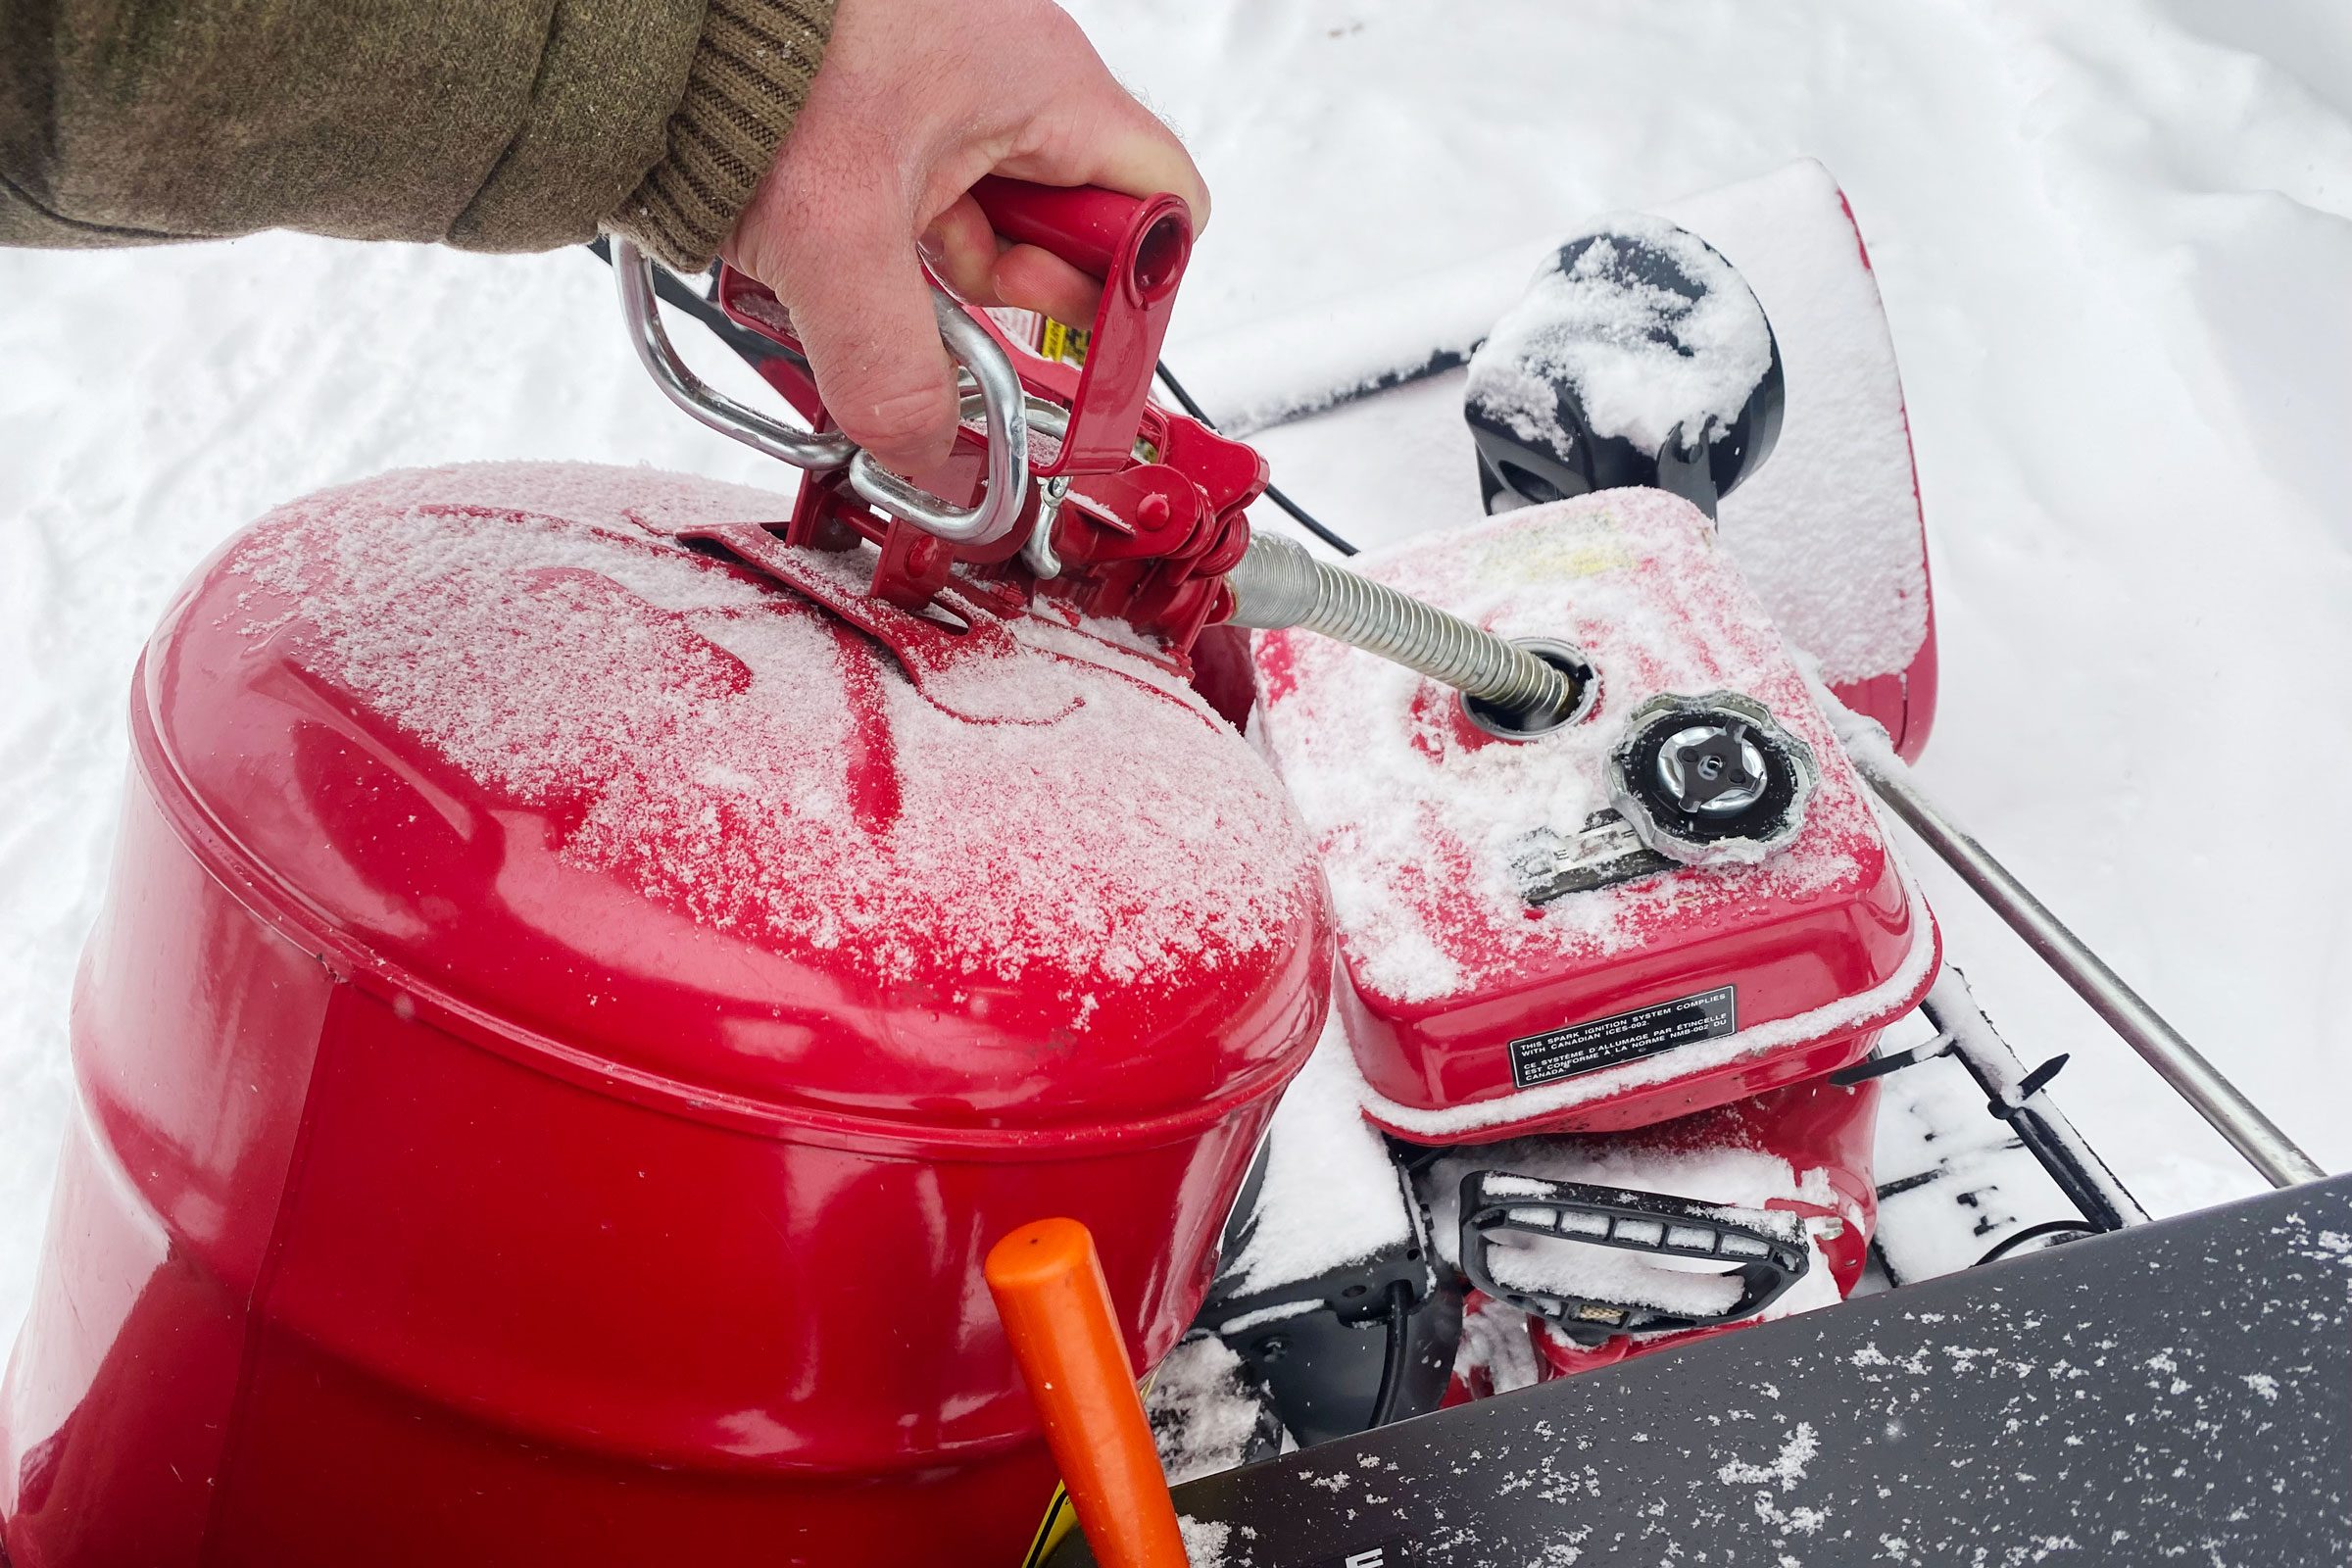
<box><xmin>1152</xmin><ymin>362</ymin><xmax>1360</xmax><ymax>557</ymax></box>
<box><xmin>1974</xmin><ymin>1219</ymin><xmax>2096</xmax><ymax>1267</ymax></box>
<box><xmin>1364</xmin><ymin>1279</ymin><xmax>1416</xmax><ymax>1430</ymax></box>
<box><xmin>585</xmin><ymin>238</ymin><xmax>811</xmax><ymax>373</ymax></box>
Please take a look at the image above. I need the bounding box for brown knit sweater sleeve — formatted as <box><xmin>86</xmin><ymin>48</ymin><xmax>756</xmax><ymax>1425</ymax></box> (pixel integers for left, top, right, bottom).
<box><xmin>0</xmin><ymin>0</ymin><xmax>834</xmax><ymax>263</ymax></box>
<box><xmin>606</xmin><ymin>0</ymin><xmax>830</xmax><ymax>270</ymax></box>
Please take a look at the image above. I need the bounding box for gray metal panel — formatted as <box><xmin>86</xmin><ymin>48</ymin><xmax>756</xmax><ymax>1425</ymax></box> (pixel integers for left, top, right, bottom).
<box><xmin>1075</xmin><ymin>1175</ymin><xmax>2352</xmax><ymax>1567</ymax></box>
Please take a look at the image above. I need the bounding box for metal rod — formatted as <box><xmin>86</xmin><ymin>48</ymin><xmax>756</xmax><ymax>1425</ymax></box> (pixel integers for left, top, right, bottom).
<box><xmin>1856</xmin><ymin>752</ymin><xmax>2327</xmax><ymax>1190</ymax></box>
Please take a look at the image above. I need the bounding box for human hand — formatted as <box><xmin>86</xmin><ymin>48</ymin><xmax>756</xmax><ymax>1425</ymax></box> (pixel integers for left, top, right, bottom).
<box><xmin>724</xmin><ymin>0</ymin><xmax>1207</xmax><ymax>475</ymax></box>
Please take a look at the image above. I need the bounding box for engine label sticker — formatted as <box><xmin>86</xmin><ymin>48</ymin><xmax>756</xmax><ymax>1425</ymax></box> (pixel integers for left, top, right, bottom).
<box><xmin>1507</xmin><ymin>985</ymin><xmax>1738</xmax><ymax>1088</ymax></box>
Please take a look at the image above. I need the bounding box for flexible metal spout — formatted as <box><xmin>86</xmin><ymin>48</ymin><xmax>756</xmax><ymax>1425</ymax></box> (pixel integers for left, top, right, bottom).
<box><xmin>1227</xmin><ymin>533</ymin><xmax>1576</xmax><ymax>724</ymax></box>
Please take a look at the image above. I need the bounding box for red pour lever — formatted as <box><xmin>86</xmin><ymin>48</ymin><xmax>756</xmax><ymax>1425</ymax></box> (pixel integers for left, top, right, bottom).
<box><xmin>962</xmin><ymin>178</ymin><xmax>1195</xmax><ymax>476</ymax></box>
<box><xmin>971</xmin><ymin>175</ymin><xmax>1194</xmax><ymax>304</ymax></box>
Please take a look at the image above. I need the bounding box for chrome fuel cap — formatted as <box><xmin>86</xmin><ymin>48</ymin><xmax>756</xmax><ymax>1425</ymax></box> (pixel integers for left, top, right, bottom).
<box><xmin>1609</xmin><ymin>692</ymin><xmax>1816</xmax><ymax>865</ymax></box>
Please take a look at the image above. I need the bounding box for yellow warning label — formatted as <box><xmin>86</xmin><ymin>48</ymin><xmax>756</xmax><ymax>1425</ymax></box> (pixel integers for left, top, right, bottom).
<box><xmin>1040</xmin><ymin>318</ymin><xmax>1091</xmax><ymax>368</ymax></box>
<box><xmin>1020</xmin><ymin>1486</ymin><xmax>1078</xmax><ymax>1568</ymax></box>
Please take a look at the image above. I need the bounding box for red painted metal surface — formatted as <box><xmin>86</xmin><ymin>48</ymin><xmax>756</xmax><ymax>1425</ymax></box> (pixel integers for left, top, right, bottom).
<box><xmin>1442</xmin><ymin>1075</ymin><xmax>1883</xmax><ymax>1398</ymax></box>
<box><xmin>1253</xmin><ymin>489</ymin><xmax>1938</xmax><ymax>1144</ymax></box>
<box><xmin>1822</xmin><ymin>185</ymin><xmax>1938</xmax><ymax>763</ymax></box>
<box><xmin>967</xmin><ymin>176</ymin><xmax>1193</xmax><ymax>476</ymax></box>
<box><xmin>0</xmin><ymin>463</ymin><xmax>1328</xmax><ymax>1568</ymax></box>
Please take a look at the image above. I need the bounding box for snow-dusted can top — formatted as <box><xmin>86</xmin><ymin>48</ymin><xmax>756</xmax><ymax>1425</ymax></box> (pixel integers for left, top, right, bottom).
<box><xmin>22</xmin><ymin>460</ymin><xmax>1328</xmax><ymax>1562</ymax></box>
<box><xmin>146</xmin><ymin>462</ymin><xmax>1330</xmax><ymax>1134</ymax></box>
<box><xmin>1253</xmin><ymin>488</ymin><xmax>1936</xmax><ymax>1142</ymax></box>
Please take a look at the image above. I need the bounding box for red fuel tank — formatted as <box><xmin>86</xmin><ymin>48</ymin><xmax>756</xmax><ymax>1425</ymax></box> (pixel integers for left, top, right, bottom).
<box><xmin>1253</xmin><ymin>488</ymin><xmax>1936</xmax><ymax>1143</ymax></box>
<box><xmin>0</xmin><ymin>463</ymin><xmax>1329</xmax><ymax>1568</ymax></box>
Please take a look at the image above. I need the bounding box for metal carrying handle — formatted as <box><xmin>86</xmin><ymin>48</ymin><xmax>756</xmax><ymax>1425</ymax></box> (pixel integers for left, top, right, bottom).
<box><xmin>612</xmin><ymin>236</ymin><xmax>853</xmax><ymax>472</ymax></box>
<box><xmin>846</xmin><ymin>291</ymin><xmax>1031</xmax><ymax>546</ymax></box>
<box><xmin>612</xmin><ymin>237</ymin><xmax>1032</xmax><ymax>548</ymax></box>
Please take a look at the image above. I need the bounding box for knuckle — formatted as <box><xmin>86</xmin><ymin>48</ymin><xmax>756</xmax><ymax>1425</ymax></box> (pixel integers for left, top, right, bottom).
<box><xmin>840</xmin><ymin>375</ymin><xmax>957</xmax><ymax>460</ymax></box>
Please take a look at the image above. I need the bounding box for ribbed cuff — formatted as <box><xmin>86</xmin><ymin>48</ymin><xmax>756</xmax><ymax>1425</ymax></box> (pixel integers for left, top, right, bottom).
<box><xmin>606</xmin><ymin>0</ymin><xmax>836</xmax><ymax>272</ymax></box>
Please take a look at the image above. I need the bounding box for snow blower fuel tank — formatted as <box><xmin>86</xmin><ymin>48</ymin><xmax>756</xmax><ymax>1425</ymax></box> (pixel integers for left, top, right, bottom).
<box><xmin>0</xmin><ymin>462</ymin><xmax>1330</xmax><ymax>1568</ymax></box>
<box><xmin>1254</xmin><ymin>488</ymin><xmax>1939</xmax><ymax>1145</ymax></box>
<box><xmin>1228</xmin><ymin>490</ymin><xmax>1936</xmax><ymax>1400</ymax></box>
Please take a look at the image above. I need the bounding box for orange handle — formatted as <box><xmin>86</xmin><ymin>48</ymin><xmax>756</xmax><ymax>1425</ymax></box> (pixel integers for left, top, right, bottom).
<box><xmin>985</xmin><ymin>1219</ymin><xmax>1191</xmax><ymax>1568</ymax></box>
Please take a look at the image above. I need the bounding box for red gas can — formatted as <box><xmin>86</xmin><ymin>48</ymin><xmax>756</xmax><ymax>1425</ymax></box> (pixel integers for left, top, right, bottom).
<box><xmin>0</xmin><ymin>463</ymin><xmax>1329</xmax><ymax>1567</ymax></box>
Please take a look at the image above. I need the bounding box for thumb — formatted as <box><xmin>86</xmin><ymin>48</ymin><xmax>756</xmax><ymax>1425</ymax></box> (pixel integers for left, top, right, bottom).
<box><xmin>744</xmin><ymin>193</ymin><xmax>960</xmax><ymax>478</ymax></box>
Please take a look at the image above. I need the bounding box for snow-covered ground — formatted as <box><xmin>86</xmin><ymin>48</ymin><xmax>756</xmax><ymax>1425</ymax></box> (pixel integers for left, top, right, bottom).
<box><xmin>3</xmin><ymin>0</ymin><xmax>2348</xmax><ymax>1338</ymax></box>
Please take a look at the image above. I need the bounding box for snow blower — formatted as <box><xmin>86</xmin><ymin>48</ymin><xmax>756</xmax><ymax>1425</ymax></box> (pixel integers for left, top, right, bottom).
<box><xmin>1</xmin><ymin>172</ymin><xmax>2338</xmax><ymax>1568</ymax></box>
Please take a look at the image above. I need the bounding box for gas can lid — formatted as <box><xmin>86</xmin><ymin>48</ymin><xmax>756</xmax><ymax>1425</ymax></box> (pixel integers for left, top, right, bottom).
<box><xmin>139</xmin><ymin>464</ymin><xmax>1328</xmax><ymax>1149</ymax></box>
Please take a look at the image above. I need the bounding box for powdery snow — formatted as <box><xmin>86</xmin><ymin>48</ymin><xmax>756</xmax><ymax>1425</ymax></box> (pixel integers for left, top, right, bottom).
<box><xmin>1176</xmin><ymin>1514</ymin><xmax>1232</xmax><ymax>1568</ymax></box>
<box><xmin>1451</xmin><ymin>1292</ymin><xmax>1547</xmax><ymax>1396</ymax></box>
<box><xmin>1147</xmin><ymin>1335</ymin><xmax>1277</xmax><ymax>1486</ymax></box>
<box><xmin>1716</xmin><ymin>1422</ymin><xmax>1821</xmax><ymax>1490</ymax></box>
<box><xmin>219</xmin><ymin>462</ymin><xmax>1318</xmax><ymax>996</ymax></box>
<box><xmin>1219</xmin><ymin>1007</ymin><xmax>1414</xmax><ymax>1296</ymax></box>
